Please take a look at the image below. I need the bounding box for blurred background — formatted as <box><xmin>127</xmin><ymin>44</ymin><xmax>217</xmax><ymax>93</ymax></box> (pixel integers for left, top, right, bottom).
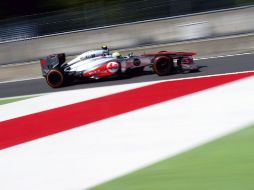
<box><xmin>0</xmin><ymin>0</ymin><xmax>254</xmax><ymax>65</ymax></box>
<box><xmin>1</xmin><ymin>2</ymin><xmax>254</xmax><ymax>190</ymax></box>
<box><xmin>1</xmin><ymin>0</ymin><xmax>254</xmax><ymax>42</ymax></box>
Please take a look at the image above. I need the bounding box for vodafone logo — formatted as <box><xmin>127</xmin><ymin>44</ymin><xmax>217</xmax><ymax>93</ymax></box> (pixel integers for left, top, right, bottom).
<box><xmin>106</xmin><ymin>62</ymin><xmax>119</xmax><ymax>73</ymax></box>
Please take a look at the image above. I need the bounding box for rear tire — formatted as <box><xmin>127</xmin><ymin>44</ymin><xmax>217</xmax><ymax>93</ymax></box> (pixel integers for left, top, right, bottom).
<box><xmin>153</xmin><ymin>56</ymin><xmax>173</xmax><ymax>76</ymax></box>
<box><xmin>46</xmin><ymin>69</ymin><xmax>65</xmax><ymax>88</ymax></box>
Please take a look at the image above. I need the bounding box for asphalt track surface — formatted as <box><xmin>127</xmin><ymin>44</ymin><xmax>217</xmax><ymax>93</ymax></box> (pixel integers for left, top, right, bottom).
<box><xmin>1</xmin><ymin>53</ymin><xmax>254</xmax><ymax>98</ymax></box>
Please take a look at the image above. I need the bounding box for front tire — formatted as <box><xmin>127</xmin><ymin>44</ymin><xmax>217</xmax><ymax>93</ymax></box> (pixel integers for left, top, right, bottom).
<box><xmin>46</xmin><ymin>69</ymin><xmax>65</xmax><ymax>88</ymax></box>
<box><xmin>153</xmin><ymin>56</ymin><xmax>173</xmax><ymax>76</ymax></box>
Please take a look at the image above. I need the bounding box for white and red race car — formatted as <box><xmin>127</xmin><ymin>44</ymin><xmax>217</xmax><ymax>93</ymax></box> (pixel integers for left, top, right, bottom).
<box><xmin>40</xmin><ymin>46</ymin><xmax>198</xmax><ymax>88</ymax></box>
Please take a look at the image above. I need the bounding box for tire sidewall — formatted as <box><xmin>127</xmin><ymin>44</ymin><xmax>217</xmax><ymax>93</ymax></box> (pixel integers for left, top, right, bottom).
<box><xmin>46</xmin><ymin>69</ymin><xmax>64</xmax><ymax>88</ymax></box>
<box><xmin>153</xmin><ymin>56</ymin><xmax>173</xmax><ymax>76</ymax></box>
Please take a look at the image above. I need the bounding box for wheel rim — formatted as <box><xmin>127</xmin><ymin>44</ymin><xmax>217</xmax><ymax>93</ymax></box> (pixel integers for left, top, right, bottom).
<box><xmin>157</xmin><ymin>59</ymin><xmax>169</xmax><ymax>72</ymax></box>
<box><xmin>154</xmin><ymin>57</ymin><xmax>172</xmax><ymax>76</ymax></box>
<box><xmin>46</xmin><ymin>70</ymin><xmax>64</xmax><ymax>88</ymax></box>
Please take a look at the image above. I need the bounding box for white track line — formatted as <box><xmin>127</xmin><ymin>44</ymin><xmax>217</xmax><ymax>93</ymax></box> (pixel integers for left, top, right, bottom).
<box><xmin>0</xmin><ymin>77</ymin><xmax>43</xmax><ymax>84</ymax></box>
<box><xmin>195</xmin><ymin>51</ymin><xmax>254</xmax><ymax>60</ymax></box>
<box><xmin>0</xmin><ymin>61</ymin><xmax>39</xmax><ymax>68</ymax></box>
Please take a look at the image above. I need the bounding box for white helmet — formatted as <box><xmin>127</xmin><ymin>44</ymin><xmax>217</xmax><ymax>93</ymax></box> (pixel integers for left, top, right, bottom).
<box><xmin>101</xmin><ymin>45</ymin><xmax>108</xmax><ymax>50</ymax></box>
<box><xmin>112</xmin><ymin>51</ymin><xmax>121</xmax><ymax>58</ymax></box>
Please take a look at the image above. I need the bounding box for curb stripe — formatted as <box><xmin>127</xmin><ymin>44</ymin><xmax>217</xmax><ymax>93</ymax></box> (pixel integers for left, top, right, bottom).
<box><xmin>1</xmin><ymin>72</ymin><xmax>253</xmax><ymax>150</ymax></box>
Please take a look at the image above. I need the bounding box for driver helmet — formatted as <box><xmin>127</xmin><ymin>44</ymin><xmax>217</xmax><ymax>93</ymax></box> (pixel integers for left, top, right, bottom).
<box><xmin>112</xmin><ymin>51</ymin><xmax>122</xmax><ymax>58</ymax></box>
<box><xmin>101</xmin><ymin>45</ymin><xmax>109</xmax><ymax>56</ymax></box>
<box><xmin>101</xmin><ymin>45</ymin><xmax>108</xmax><ymax>50</ymax></box>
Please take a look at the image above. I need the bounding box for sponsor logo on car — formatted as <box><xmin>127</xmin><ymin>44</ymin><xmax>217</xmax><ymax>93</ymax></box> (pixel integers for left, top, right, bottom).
<box><xmin>107</xmin><ymin>62</ymin><xmax>119</xmax><ymax>73</ymax></box>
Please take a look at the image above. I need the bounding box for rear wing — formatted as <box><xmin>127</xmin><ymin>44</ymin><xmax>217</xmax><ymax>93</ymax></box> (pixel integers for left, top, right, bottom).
<box><xmin>40</xmin><ymin>53</ymin><xmax>66</xmax><ymax>76</ymax></box>
<box><xmin>142</xmin><ymin>51</ymin><xmax>196</xmax><ymax>57</ymax></box>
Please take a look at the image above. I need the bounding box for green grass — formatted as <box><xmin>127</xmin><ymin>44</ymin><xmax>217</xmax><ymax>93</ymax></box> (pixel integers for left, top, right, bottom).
<box><xmin>91</xmin><ymin>125</ymin><xmax>254</xmax><ymax>190</ymax></box>
<box><xmin>0</xmin><ymin>97</ymin><xmax>34</xmax><ymax>105</ymax></box>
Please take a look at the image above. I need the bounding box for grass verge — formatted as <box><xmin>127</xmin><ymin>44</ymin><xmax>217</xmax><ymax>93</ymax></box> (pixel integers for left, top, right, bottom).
<box><xmin>0</xmin><ymin>97</ymin><xmax>34</xmax><ymax>105</ymax></box>
<box><xmin>91</xmin><ymin>124</ymin><xmax>254</xmax><ymax>190</ymax></box>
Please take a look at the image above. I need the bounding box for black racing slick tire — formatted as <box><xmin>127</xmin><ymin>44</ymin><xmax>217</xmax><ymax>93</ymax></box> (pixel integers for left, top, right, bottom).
<box><xmin>46</xmin><ymin>69</ymin><xmax>65</xmax><ymax>88</ymax></box>
<box><xmin>153</xmin><ymin>56</ymin><xmax>173</xmax><ymax>76</ymax></box>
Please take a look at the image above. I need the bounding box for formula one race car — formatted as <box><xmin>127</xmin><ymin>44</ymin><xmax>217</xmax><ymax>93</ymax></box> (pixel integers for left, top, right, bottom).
<box><xmin>40</xmin><ymin>46</ymin><xmax>198</xmax><ymax>88</ymax></box>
